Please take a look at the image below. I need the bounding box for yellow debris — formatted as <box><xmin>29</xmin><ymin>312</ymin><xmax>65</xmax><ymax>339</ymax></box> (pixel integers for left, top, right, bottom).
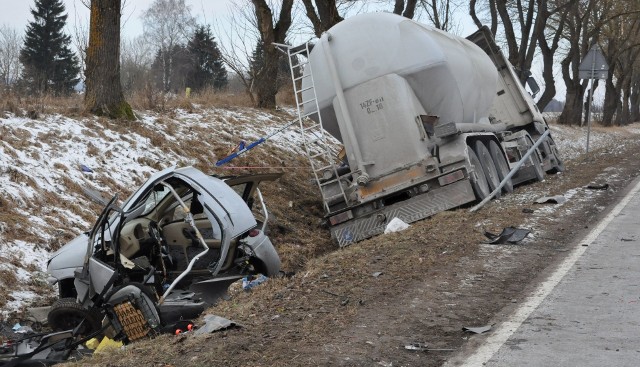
<box><xmin>95</xmin><ymin>336</ymin><xmax>123</xmax><ymax>353</ymax></box>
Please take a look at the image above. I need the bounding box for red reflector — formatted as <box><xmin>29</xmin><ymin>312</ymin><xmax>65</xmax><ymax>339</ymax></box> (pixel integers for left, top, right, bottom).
<box><xmin>249</xmin><ymin>229</ymin><xmax>260</xmax><ymax>237</ymax></box>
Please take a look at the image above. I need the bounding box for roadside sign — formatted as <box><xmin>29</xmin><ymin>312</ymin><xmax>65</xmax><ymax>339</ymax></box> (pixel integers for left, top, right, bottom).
<box><xmin>579</xmin><ymin>45</ymin><xmax>609</xmax><ymax>80</ymax></box>
<box><xmin>579</xmin><ymin>44</ymin><xmax>609</xmax><ymax>156</ymax></box>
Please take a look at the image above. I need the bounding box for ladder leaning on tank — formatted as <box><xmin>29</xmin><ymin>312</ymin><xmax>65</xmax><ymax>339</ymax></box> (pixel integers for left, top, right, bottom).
<box><xmin>274</xmin><ymin>42</ymin><xmax>353</xmax><ymax>214</ymax></box>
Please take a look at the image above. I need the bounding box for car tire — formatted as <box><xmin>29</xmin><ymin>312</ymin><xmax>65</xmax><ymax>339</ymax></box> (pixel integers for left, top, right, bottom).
<box><xmin>47</xmin><ymin>297</ymin><xmax>102</xmax><ymax>335</ymax></box>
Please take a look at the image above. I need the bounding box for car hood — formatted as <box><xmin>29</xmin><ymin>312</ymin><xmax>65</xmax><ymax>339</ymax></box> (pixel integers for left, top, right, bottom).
<box><xmin>47</xmin><ymin>233</ymin><xmax>89</xmax><ymax>271</ymax></box>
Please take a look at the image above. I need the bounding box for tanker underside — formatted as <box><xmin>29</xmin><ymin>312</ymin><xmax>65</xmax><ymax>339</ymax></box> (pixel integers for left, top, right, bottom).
<box><xmin>330</xmin><ymin>174</ymin><xmax>476</xmax><ymax>247</ymax></box>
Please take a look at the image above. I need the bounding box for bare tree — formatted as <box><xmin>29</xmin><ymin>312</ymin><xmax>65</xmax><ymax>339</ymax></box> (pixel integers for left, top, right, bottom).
<box><xmin>141</xmin><ymin>0</ymin><xmax>196</xmax><ymax>92</ymax></box>
<box><xmin>216</xmin><ymin>1</ymin><xmax>260</xmax><ymax>106</ymax></box>
<box><xmin>121</xmin><ymin>35</ymin><xmax>154</xmax><ymax>95</ymax></box>
<box><xmin>85</xmin><ymin>0</ymin><xmax>134</xmax><ymax>120</ymax></box>
<box><xmin>70</xmin><ymin>1</ymin><xmax>90</xmax><ymax>83</ymax></box>
<box><xmin>394</xmin><ymin>0</ymin><xmax>419</xmax><ymax>18</ymax></box>
<box><xmin>600</xmin><ymin>6</ymin><xmax>640</xmax><ymax>126</ymax></box>
<box><xmin>301</xmin><ymin>0</ymin><xmax>342</xmax><ymax>37</ymax></box>
<box><xmin>0</xmin><ymin>25</ymin><xmax>22</xmax><ymax>88</ymax></box>
<box><xmin>250</xmin><ymin>0</ymin><xmax>294</xmax><ymax>108</ymax></box>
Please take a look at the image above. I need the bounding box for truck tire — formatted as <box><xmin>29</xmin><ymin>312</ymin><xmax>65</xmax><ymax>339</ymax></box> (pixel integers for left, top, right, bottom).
<box><xmin>525</xmin><ymin>136</ymin><xmax>545</xmax><ymax>182</ymax></box>
<box><xmin>473</xmin><ymin>141</ymin><xmax>501</xmax><ymax>199</ymax></box>
<box><xmin>547</xmin><ymin>137</ymin><xmax>565</xmax><ymax>173</ymax></box>
<box><xmin>47</xmin><ymin>297</ymin><xmax>102</xmax><ymax>335</ymax></box>
<box><xmin>467</xmin><ymin>145</ymin><xmax>491</xmax><ymax>201</ymax></box>
<box><xmin>488</xmin><ymin>140</ymin><xmax>513</xmax><ymax>194</ymax></box>
<box><xmin>532</xmin><ymin>151</ymin><xmax>544</xmax><ymax>181</ymax></box>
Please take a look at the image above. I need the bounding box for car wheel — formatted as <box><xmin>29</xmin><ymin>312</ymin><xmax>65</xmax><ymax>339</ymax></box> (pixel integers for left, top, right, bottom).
<box><xmin>47</xmin><ymin>297</ymin><xmax>101</xmax><ymax>335</ymax></box>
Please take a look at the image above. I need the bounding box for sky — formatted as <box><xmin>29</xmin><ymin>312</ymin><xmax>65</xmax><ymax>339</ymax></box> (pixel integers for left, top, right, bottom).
<box><xmin>0</xmin><ymin>0</ymin><xmax>234</xmax><ymax>38</ymax></box>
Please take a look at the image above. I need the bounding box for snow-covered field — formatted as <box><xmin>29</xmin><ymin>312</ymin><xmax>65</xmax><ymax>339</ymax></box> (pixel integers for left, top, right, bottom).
<box><xmin>0</xmin><ymin>107</ymin><xmax>638</xmax><ymax>316</ymax></box>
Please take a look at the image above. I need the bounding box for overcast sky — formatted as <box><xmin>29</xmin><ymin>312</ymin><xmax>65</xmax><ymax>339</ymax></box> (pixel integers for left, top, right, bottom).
<box><xmin>0</xmin><ymin>0</ymin><xmax>234</xmax><ymax>39</ymax></box>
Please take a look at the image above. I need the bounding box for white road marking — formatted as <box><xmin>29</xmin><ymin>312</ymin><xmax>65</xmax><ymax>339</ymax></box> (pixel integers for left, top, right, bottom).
<box><xmin>455</xmin><ymin>178</ymin><xmax>640</xmax><ymax>367</ymax></box>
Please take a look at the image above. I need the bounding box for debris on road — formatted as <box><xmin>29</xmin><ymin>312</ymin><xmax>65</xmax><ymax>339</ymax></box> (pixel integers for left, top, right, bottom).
<box><xmin>484</xmin><ymin>227</ymin><xmax>531</xmax><ymax>244</ymax></box>
<box><xmin>586</xmin><ymin>183</ymin><xmax>610</xmax><ymax>190</ymax></box>
<box><xmin>384</xmin><ymin>218</ymin><xmax>410</xmax><ymax>234</ymax></box>
<box><xmin>522</xmin><ymin>208</ymin><xmax>535</xmax><ymax>213</ymax></box>
<box><xmin>462</xmin><ymin>325</ymin><xmax>492</xmax><ymax>334</ymax></box>
<box><xmin>404</xmin><ymin>343</ymin><xmax>456</xmax><ymax>352</ymax></box>
<box><xmin>372</xmin><ymin>272</ymin><xmax>384</xmax><ymax>278</ymax></box>
<box><xmin>534</xmin><ymin>195</ymin><xmax>567</xmax><ymax>204</ymax></box>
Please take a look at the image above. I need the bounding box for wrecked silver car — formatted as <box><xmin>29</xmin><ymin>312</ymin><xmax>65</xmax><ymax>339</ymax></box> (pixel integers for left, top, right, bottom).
<box><xmin>46</xmin><ymin>166</ymin><xmax>281</xmax><ymax>338</ymax></box>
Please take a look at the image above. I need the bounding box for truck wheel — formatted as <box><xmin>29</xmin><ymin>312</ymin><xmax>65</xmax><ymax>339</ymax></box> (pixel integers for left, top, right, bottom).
<box><xmin>525</xmin><ymin>136</ymin><xmax>545</xmax><ymax>182</ymax></box>
<box><xmin>473</xmin><ymin>141</ymin><xmax>501</xmax><ymax>199</ymax></box>
<box><xmin>488</xmin><ymin>140</ymin><xmax>513</xmax><ymax>194</ymax></box>
<box><xmin>547</xmin><ymin>137</ymin><xmax>565</xmax><ymax>173</ymax></box>
<box><xmin>530</xmin><ymin>147</ymin><xmax>545</xmax><ymax>182</ymax></box>
<box><xmin>467</xmin><ymin>145</ymin><xmax>491</xmax><ymax>201</ymax></box>
<box><xmin>47</xmin><ymin>297</ymin><xmax>102</xmax><ymax>335</ymax></box>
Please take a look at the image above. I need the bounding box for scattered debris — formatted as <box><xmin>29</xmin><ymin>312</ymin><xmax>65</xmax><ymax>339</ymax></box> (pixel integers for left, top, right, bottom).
<box><xmin>621</xmin><ymin>238</ymin><xmax>635</xmax><ymax>242</ymax></box>
<box><xmin>243</xmin><ymin>274</ymin><xmax>268</xmax><ymax>291</ymax></box>
<box><xmin>462</xmin><ymin>325</ymin><xmax>492</xmax><ymax>334</ymax></box>
<box><xmin>522</xmin><ymin>208</ymin><xmax>535</xmax><ymax>214</ymax></box>
<box><xmin>193</xmin><ymin>315</ymin><xmax>241</xmax><ymax>335</ymax></box>
<box><xmin>586</xmin><ymin>183</ymin><xmax>610</xmax><ymax>190</ymax></box>
<box><xmin>27</xmin><ymin>306</ymin><xmax>51</xmax><ymax>324</ymax></box>
<box><xmin>79</xmin><ymin>164</ymin><xmax>93</xmax><ymax>173</ymax></box>
<box><xmin>534</xmin><ymin>195</ymin><xmax>567</xmax><ymax>204</ymax></box>
<box><xmin>384</xmin><ymin>217</ymin><xmax>410</xmax><ymax>234</ymax></box>
<box><xmin>404</xmin><ymin>343</ymin><xmax>456</xmax><ymax>352</ymax></box>
<box><xmin>372</xmin><ymin>271</ymin><xmax>384</xmax><ymax>278</ymax></box>
<box><xmin>405</xmin><ymin>343</ymin><xmax>429</xmax><ymax>351</ymax></box>
<box><xmin>484</xmin><ymin>227</ymin><xmax>531</xmax><ymax>244</ymax></box>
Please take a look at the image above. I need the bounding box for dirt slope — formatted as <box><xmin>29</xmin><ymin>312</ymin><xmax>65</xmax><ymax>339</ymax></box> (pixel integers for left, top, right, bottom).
<box><xmin>67</xmin><ymin>123</ymin><xmax>640</xmax><ymax>367</ymax></box>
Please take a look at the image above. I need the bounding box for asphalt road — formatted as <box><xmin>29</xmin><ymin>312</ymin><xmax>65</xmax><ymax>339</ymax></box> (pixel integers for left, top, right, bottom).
<box><xmin>447</xmin><ymin>177</ymin><xmax>640</xmax><ymax>367</ymax></box>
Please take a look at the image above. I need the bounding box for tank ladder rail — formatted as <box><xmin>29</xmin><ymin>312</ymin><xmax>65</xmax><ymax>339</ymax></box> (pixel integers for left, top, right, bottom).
<box><xmin>274</xmin><ymin>42</ymin><xmax>351</xmax><ymax>213</ymax></box>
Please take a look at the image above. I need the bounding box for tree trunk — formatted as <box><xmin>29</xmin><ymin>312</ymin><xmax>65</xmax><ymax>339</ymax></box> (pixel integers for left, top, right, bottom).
<box><xmin>601</xmin><ymin>74</ymin><xmax>617</xmax><ymax>126</ymax></box>
<box><xmin>630</xmin><ymin>77</ymin><xmax>640</xmax><ymax>122</ymax></box>
<box><xmin>301</xmin><ymin>0</ymin><xmax>342</xmax><ymax>37</ymax></box>
<box><xmin>85</xmin><ymin>0</ymin><xmax>134</xmax><ymax>120</ymax></box>
<box><xmin>251</xmin><ymin>0</ymin><xmax>293</xmax><ymax>109</ymax></box>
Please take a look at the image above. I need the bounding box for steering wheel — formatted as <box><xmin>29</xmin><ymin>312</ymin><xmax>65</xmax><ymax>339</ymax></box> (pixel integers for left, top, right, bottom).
<box><xmin>148</xmin><ymin>221</ymin><xmax>165</xmax><ymax>247</ymax></box>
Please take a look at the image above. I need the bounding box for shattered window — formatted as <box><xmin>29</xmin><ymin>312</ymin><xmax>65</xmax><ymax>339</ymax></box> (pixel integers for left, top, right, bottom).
<box><xmin>140</xmin><ymin>185</ymin><xmax>171</xmax><ymax>216</ymax></box>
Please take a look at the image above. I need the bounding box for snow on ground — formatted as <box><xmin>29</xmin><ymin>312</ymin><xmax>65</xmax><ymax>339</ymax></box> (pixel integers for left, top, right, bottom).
<box><xmin>0</xmin><ymin>107</ymin><xmax>313</xmax><ymax>314</ymax></box>
<box><xmin>0</xmin><ymin>106</ymin><xmax>637</xmax><ymax>314</ymax></box>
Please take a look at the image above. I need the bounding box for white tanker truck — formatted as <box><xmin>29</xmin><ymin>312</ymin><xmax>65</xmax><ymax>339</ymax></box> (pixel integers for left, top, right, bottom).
<box><xmin>277</xmin><ymin>13</ymin><xmax>563</xmax><ymax>247</ymax></box>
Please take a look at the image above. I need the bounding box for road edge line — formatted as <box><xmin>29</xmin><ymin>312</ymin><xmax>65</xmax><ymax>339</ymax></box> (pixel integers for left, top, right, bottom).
<box><xmin>454</xmin><ymin>178</ymin><xmax>640</xmax><ymax>367</ymax></box>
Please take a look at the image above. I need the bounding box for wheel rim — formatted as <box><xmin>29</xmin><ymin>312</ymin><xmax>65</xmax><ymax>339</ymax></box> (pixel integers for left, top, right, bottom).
<box><xmin>474</xmin><ymin>141</ymin><xmax>501</xmax><ymax>198</ymax></box>
<box><xmin>467</xmin><ymin>145</ymin><xmax>490</xmax><ymax>200</ymax></box>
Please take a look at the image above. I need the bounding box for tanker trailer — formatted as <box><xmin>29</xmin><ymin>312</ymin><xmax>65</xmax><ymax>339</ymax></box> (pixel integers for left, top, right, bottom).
<box><xmin>277</xmin><ymin>12</ymin><xmax>563</xmax><ymax>247</ymax></box>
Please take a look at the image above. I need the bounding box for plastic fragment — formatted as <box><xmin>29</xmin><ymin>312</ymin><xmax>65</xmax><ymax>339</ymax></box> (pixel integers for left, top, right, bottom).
<box><xmin>484</xmin><ymin>227</ymin><xmax>530</xmax><ymax>244</ymax></box>
<box><xmin>462</xmin><ymin>325</ymin><xmax>492</xmax><ymax>334</ymax></box>
<box><xmin>384</xmin><ymin>217</ymin><xmax>410</xmax><ymax>234</ymax></box>
<box><xmin>242</xmin><ymin>274</ymin><xmax>268</xmax><ymax>290</ymax></box>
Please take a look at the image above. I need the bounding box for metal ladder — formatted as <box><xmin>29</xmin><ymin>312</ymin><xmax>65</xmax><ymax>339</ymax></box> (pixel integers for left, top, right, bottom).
<box><xmin>275</xmin><ymin>42</ymin><xmax>350</xmax><ymax>213</ymax></box>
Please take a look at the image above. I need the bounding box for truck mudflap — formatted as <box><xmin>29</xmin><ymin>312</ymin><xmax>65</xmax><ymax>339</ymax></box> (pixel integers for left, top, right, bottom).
<box><xmin>331</xmin><ymin>179</ymin><xmax>476</xmax><ymax>247</ymax></box>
